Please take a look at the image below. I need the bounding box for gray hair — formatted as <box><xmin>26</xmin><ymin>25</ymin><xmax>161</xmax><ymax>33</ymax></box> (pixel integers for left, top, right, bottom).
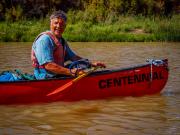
<box><xmin>50</xmin><ymin>10</ymin><xmax>67</xmax><ymax>22</ymax></box>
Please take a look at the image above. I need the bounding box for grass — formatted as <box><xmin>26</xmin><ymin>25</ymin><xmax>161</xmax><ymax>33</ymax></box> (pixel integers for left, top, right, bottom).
<box><xmin>0</xmin><ymin>15</ymin><xmax>179</xmax><ymax>42</ymax></box>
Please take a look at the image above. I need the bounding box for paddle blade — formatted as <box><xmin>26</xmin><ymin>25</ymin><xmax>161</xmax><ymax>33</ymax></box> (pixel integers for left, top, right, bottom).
<box><xmin>47</xmin><ymin>81</ymin><xmax>73</xmax><ymax>96</ymax></box>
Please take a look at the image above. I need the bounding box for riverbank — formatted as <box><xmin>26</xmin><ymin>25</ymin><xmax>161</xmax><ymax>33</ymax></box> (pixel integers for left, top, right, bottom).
<box><xmin>0</xmin><ymin>15</ymin><xmax>179</xmax><ymax>42</ymax></box>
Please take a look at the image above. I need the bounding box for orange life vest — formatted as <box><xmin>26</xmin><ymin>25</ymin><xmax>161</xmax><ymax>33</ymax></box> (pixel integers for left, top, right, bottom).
<box><xmin>31</xmin><ymin>31</ymin><xmax>65</xmax><ymax>68</ymax></box>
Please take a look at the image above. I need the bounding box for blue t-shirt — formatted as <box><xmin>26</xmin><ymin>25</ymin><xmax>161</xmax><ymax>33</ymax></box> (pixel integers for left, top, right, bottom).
<box><xmin>32</xmin><ymin>33</ymin><xmax>76</xmax><ymax>79</ymax></box>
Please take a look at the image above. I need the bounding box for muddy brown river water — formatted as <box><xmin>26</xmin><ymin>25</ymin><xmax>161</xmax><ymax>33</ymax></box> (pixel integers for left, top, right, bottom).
<box><xmin>0</xmin><ymin>42</ymin><xmax>179</xmax><ymax>135</ymax></box>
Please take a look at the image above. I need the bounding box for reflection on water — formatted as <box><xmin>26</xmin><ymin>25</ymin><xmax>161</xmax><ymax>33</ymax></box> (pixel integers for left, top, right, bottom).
<box><xmin>0</xmin><ymin>42</ymin><xmax>179</xmax><ymax>135</ymax></box>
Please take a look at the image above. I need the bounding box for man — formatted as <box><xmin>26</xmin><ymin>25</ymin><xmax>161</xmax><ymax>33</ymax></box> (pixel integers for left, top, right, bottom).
<box><xmin>31</xmin><ymin>10</ymin><xmax>105</xmax><ymax>80</ymax></box>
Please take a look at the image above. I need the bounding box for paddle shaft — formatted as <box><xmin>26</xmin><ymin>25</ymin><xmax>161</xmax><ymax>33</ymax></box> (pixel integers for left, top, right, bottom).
<box><xmin>72</xmin><ymin>67</ymin><xmax>98</xmax><ymax>82</ymax></box>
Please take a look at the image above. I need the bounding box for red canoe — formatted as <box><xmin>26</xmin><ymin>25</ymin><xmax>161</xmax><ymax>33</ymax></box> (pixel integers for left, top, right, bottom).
<box><xmin>0</xmin><ymin>59</ymin><xmax>168</xmax><ymax>105</ymax></box>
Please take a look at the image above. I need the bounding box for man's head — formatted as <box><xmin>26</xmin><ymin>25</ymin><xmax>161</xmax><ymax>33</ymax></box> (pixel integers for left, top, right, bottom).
<box><xmin>50</xmin><ymin>10</ymin><xmax>67</xmax><ymax>38</ymax></box>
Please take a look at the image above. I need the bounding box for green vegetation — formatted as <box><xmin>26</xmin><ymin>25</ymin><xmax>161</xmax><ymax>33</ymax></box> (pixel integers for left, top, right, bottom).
<box><xmin>0</xmin><ymin>0</ymin><xmax>178</xmax><ymax>21</ymax></box>
<box><xmin>65</xmin><ymin>13</ymin><xmax>180</xmax><ymax>42</ymax></box>
<box><xmin>0</xmin><ymin>19</ymin><xmax>49</xmax><ymax>42</ymax></box>
<box><xmin>0</xmin><ymin>0</ymin><xmax>179</xmax><ymax>42</ymax></box>
<box><xmin>0</xmin><ymin>14</ymin><xmax>179</xmax><ymax>42</ymax></box>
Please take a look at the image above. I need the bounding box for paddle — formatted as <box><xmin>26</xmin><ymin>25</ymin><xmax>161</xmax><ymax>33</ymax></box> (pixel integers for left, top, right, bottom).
<box><xmin>46</xmin><ymin>66</ymin><xmax>99</xmax><ymax>96</ymax></box>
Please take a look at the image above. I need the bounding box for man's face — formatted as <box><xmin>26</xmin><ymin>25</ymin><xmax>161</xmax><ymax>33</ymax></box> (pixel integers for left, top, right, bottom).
<box><xmin>50</xmin><ymin>18</ymin><xmax>66</xmax><ymax>38</ymax></box>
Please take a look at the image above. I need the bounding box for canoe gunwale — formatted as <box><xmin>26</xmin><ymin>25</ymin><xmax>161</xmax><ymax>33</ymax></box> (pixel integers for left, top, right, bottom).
<box><xmin>0</xmin><ymin>59</ymin><xmax>168</xmax><ymax>84</ymax></box>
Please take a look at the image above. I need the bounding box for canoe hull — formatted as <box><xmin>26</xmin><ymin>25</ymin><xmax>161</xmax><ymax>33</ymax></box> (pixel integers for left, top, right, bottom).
<box><xmin>0</xmin><ymin>59</ymin><xmax>168</xmax><ymax>104</ymax></box>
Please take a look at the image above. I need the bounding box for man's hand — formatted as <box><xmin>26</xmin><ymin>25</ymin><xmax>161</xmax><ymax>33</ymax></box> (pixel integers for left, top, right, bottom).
<box><xmin>70</xmin><ymin>68</ymin><xmax>85</xmax><ymax>76</ymax></box>
<box><xmin>91</xmin><ymin>61</ymin><xmax>106</xmax><ymax>68</ymax></box>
